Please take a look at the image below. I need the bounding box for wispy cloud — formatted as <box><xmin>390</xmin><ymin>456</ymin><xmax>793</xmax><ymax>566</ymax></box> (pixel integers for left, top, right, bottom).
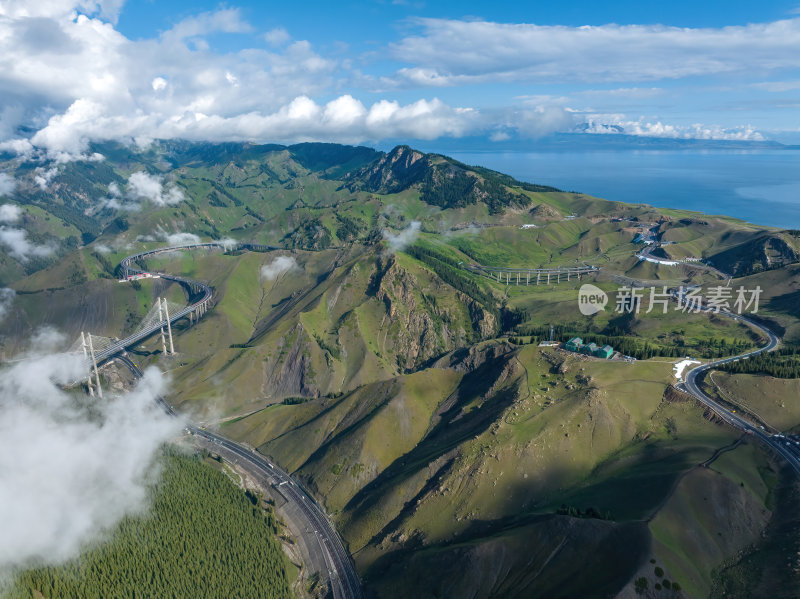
<box><xmin>0</xmin><ymin>175</ymin><xmax>54</xmax><ymax>261</ymax></box>
<box><xmin>264</xmin><ymin>27</ymin><xmax>291</xmax><ymax>47</ymax></box>
<box><xmin>34</xmin><ymin>166</ymin><xmax>59</xmax><ymax>190</ymax></box>
<box><xmin>389</xmin><ymin>18</ymin><xmax>800</xmax><ymax>86</ymax></box>
<box><xmin>0</xmin><ymin>174</ymin><xmax>15</xmax><ymax>197</ymax></box>
<box><xmin>577</xmin><ymin>87</ymin><xmax>666</xmax><ymax>99</ymax></box>
<box><xmin>160</xmin><ymin>7</ymin><xmax>252</xmax><ymax>43</ymax></box>
<box><xmin>383</xmin><ymin>220</ymin><xmax>421</xmax><ymax>253</ymax></box>
<box><xmin>0</xmin><ymin>287</ymin><xmax>14</xmax><ymax>322</ymax></box>
<box><xmin>751</xmin><ymin>80</ymin><xmax>800</xmax><ymax>92</ymax></box>
<box><xmin>0</xmin><ymin>227</ymin><xmax>54</xmax><ymax>262</ymax></box>
<box><xmin>159</xmin><ymin>231</ymin><xmax>201</xmax><ymax>246</ymax></box>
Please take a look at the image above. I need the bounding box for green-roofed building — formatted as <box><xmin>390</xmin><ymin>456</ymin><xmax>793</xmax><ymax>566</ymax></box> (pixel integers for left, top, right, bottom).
<box><xmin>565</xmin><ymin>337</ymin><xmax>582</xmax><ymax>352</ymax></box>
<box><xmin>581</xmin><ymin>342</ymin><xmax>598</xmax><ymax>355</ymax></box>
<box><xmin>595</xmin><ymin>344</ymin><xmax>614</xmax><ymax>359</ymax></box>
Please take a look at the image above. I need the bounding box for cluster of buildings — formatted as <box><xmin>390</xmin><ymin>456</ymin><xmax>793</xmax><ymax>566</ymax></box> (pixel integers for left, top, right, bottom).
<box><xmin>564</xmin><ymin>337</ymin><xmax>614</xmax><ymax>359</ymax></box>
<box><xmin>118</xmin><ymin>272</ymin><xmax>160</xmax><ymax>283</ymax></box>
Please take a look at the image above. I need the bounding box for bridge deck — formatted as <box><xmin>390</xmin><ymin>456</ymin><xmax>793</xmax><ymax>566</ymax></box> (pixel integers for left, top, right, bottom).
<box><xmin>464</xmin><ymin>264</ymin><xmax>599</xmax><ymax>275</ymax></box>
<box><xmin>95</xmin><ymin>243</ymin><xmax>225</xmax><ymax>363</ymax></box>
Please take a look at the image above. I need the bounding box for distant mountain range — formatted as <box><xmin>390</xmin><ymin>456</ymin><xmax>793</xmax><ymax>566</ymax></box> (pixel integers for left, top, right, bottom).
<box><xmin>384</xmin><ymin>132</ymin><xmax>794</xmax><ymax>154</ymax></box>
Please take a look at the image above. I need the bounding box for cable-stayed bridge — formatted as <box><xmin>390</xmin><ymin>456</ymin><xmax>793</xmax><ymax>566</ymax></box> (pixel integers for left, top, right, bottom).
<box><xmin>68</xmin><ymin>243</ymin><xmax>224</xmax><ymax>394</ymax></box>
<box><xmin>64</xmin><ymin>240</ymin><xmax>363</xmax><ymax>599</ymax></box>
<box><xmin>76</xmin><ymin>241</ymin><xmax>279</xmax><ymax>367</ymax></box>
<box><xmin>70</xmin><ymin>242</ymin><xmax>275</xmax><ymax>391</ymax></box>
<box><xmin>68</xmin><ymin>298</ymin><xmax>186</xmax><ymax>356</ymax></box>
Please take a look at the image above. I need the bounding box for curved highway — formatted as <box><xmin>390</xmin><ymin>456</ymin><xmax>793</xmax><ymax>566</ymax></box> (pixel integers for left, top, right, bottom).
<box><xmin>104</xmin><ymin>241</ymin><xmax>797</xmax><ymax>599</ymax></box>
<box><xmin>113</xmin><ymin>244</ymin><xmax>363</xmax><ymax>599</ymax></box>
<box><xmin>95</xmin><ymin>243</ymin><xmax>220</xmax><ymax>363</ymax></box>
<box><xmin>677</xmin><ymin>309</ymin><xmax>800</xmax><ymax>476</ymax></box>
<box><xmin>97</xmin><ymin>242</ymin><xmax>278</xmax><ymax>363</ymax></box>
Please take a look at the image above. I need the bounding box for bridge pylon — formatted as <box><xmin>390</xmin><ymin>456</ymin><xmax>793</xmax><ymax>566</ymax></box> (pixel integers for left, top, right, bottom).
<box><xmin>157</xmin><ymin>299</ymin><xmax>168</xmax><ymax>355</ymax></box>
<box><xmin>86</xmin><ymin>332</ymin><xmax>102</xmax><ymax>398</ymax></box>
<box><xmin>162</xmin><ymin>297</ymin><xmax>175</xmax><ymax>355</ymax></box>
<box><xmin>81</xmin><ymin>331</ymin><xmax>95</xmax><ymax>397</ymax></box>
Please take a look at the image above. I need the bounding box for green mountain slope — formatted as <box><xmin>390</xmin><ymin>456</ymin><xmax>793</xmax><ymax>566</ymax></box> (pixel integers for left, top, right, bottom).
<box><xmin>2</xmin><ymin>140</ymin><xmax>799</xmax><ymax>598</ymax></box>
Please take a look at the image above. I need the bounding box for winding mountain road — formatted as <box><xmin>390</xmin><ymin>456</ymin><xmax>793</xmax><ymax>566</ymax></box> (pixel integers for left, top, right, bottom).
<box><xmin>460</xmin><ymin>242</ymin><xmax>797</xmax><ymax>475</ymax></box>
<box><xmin>676</xmin><ymin>309</ymin><xmax>800</xmax><ymax>476</ymax></box>
<box><xmin>109</xmin><ymin>243</ymin><xmax>363</xmax><ymax>599</ymax></box>
<box><xmin>102</xmin><ymin>240</ymin><xmax>798</xmax><ymax>599</ymax></box>
<box><xmin>629</xmin><ymin>240</ymin><xmax>799</xmax><ymax>475</ymax></box>
<box><xmin>94</xmin><ymin>243</ymin><xmax>218</xmax><ymax>362</ymax></box>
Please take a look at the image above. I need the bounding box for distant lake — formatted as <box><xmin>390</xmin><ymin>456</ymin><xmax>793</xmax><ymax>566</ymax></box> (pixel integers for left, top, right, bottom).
<box><xmin>443</xmin><ymin>149</ymin><xmax>800</xmax><ymax>228</ymax></box>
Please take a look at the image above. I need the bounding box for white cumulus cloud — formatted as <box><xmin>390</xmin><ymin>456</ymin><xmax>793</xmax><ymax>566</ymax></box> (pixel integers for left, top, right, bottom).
<box><xmin>151</xmin><ymin>77</ymin><xmax>168</xmax><ymax>91</ymax></box>
<box><xmin>0</xmin><ymin>348</ymin><xmax>180</xmax><ymax>573</ymax></box>
<box><xmin>0</xmin><ymin>3</ymin><xmax>791</xmax><ymax>153</ymax></box>
<box><xmin>0</xmin><ymin>204</ymin><xmax>21</xmax><ymax>223</ymax></box>
<box><xmin>127</xmin><ymin>172</ymin><xmax>185</xmax><ymax>207</ymax></box>
<box><xmin>579</xmin><ymin>113</ymin><xmax>766</xmax><ymax>141</ymax></box>
<box><xmin>0</xmin><ymin>5</ymin><xmax>478</xmax><ymax>156</ymax></box>
<box><xmin>0</xmin><ymin>174</ymin><xmax>15</xmax><ymax>197</ymax></box>
<box><xmin>260</xmin><ymin>255</ymin><xmax>298</xmax><ymax>281</ymax></box>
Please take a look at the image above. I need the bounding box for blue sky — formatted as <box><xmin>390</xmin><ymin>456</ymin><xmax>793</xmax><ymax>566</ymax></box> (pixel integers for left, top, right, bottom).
<box><xmin>115</xmin><ymin>0</ymin><xmax>800</xmax><ymax>40</ymax></box>
<box><xmin>2</xmin><ymin>0</ymin><xmax>800</xmax><ymax>158</ymax></box>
